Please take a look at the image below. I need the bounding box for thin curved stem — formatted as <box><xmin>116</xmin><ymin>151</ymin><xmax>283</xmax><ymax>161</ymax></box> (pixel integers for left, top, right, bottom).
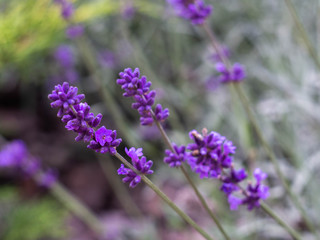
<box><xmin>114</xmin><ymin>152</ymin><xmax>215</xmax><ymax>240</ymax></box>
<box><xmin>150</xmin><ymin>110</ymin><xmax>231</xmax><ymax>240</ymax></box>
<box><xmin>260</xmin><ymin>203</ymin><xmax>302</xmax><ymax>240</ymax></box>
<box><xmin>49</xmin><ymin>181</ymin><xmax>105</xmax><ymax>236</ymax></box>
<box><xmin>284</xmin><ymin>0</ymin><xmax>320</xmax><ymax>70</ymax></box>
<box><xmin>97</xmin><ymin>155</ymin><xmax>143</xmax><ymax>218</ymax></box>
<box><xmin>202</xmin><ymin>21</ymin><xmax>318</xmax><ymax>237</ymax></box>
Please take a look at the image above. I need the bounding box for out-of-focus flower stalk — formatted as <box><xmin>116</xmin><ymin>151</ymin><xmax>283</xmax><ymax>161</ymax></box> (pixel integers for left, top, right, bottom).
<box><xmin>284</xmin><ymin>0</ymin><xmax>320</xmax><ymax>70</ymax></box>
<box><xmin>49</xmin><ymin>180</ymin><xmax>105</xmax><ymax>237</ymax></box>
<box><xmin>201</xmin><ymin>21</ymin><xmax>316</xmax><ymax>238</ymax></box>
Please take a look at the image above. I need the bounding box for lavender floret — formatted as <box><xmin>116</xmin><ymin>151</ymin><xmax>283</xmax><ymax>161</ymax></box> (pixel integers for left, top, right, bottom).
<box><xmin>87</xmin><ymin>126</ymin><xmax>122</xmax><ymax>155</ymax></box>
<box><xmin>48</xmin><ymin>82</ymin><xmax>84</xmax><ymax>117</ymax></box>
<box><xmin>164</xmin><ymin>143</ymin><xmax>189</xmax><ymax>168</ymax></box>
<box><xmin>118</xmin><ymin>147</ymin><xmax>153</xmax><ymax>188</ymax></box>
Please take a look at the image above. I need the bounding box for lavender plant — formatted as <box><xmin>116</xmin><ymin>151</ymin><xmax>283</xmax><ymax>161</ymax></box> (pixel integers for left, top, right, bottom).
<box><xmin>7</xmin><ymin>0</ymin><xmax>310</xmax><ymax>239</ymax></box>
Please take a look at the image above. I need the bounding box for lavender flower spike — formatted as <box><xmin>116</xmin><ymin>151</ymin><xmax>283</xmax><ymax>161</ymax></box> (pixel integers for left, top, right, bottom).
<box><xmin>49</xmin><ymin>82</ymin><xmax>121</xmax><ymax>152</ymax></box>
<box><xmin>186</xmin><ymin>128</ymin><xmax>269</xmax><ymax>210</ymax></box>
<box><xmin>215</xmin><ymin>62</ymin><xmax>246</xmax><ymax>83</ymax></box>
<box><xmin>117</xmin><ymin>68</ymin><xmax>169</xmax><ymax>126</ymax></box>
<box><xmin>167</xmin><ymin>0</ymin><xmax>212</xmax><ymax>25</ymax></box>
<box><xmin>0</xmin><ymin>140</ymin><xmax>56</xmax><ymax>188</ymax></box>
<box><xmin>118</xmin><ymin>147</ymin><xmax>153</xmax><ymax>188</ymax></box>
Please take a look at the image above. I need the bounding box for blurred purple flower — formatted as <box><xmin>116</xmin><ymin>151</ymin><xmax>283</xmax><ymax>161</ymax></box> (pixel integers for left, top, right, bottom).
<box><xmin>210</xmin><ymin>46</ymin><xmax>231</xmax><ymax>62</ymax></box>
<box><xmin>54</xmin><ymin>0</ymin><xmax>74</xmax><ymax>20</ymax></box>
<box><xmin>0</xmin><ymin>140</ymin><xmax>56</xmax><ymax>188</ymax></box>
<box><xmin>167</xmin><ymin>0</ymin><xmax>212</xmax><ymax>25</ymax></box>
<box><xmin>39</xmin><ymin>169</ymin><xmax>57</xmax><ymax>188</ymax></box>
<box><xmin>215</xmin><ymin>62</ymin><xmax>246</xmax><ymax>83</ymax></box>
<box><xmin>98</xmin><ymin>50</ymin><xmax>116</xmax><ymax>68</ymax></box>
<box><xmin>54</xmin><ymin>45</ymin><xmax>75</xmax><ymax>68</ymax></box>
<box><xmin>122</xmin><ymin>4</ymin><xmax>136</xmax><ymax>20</ymax></box>
<box><xmin>228</xmin><ymin>169</ymin><xmax>269</xmax><ymax>211</ymax></box>
<box><xmin>0</xmin><ymin>140</ymin><xmax>27</xmax><ymax>167</ymax></box>
<box><xmin>66</xmin><ymin>25</ymin><xmax>84</xmax><ymax>39</ymax></box>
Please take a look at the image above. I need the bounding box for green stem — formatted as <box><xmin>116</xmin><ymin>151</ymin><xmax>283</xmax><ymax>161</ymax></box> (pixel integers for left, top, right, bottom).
<box><xmin>97</xmin><ymin>156</ymin><xmax>143</xmax><ymax>218</ymax></box>
<box><xmin>284</xmin><ymin>0</ymin><xmax>320</xmax><ymax>69</ymax></box>
<box><xmin>202</xmin><ymin>22</ymin><xmax>318</xmax><ymax>237</ymax></box>
<box><xmin>260</xmin><ymin>203</ymin><xmax>302</xmax><ymax>240</ymax></box>
<box><xmin>114</xmin><ymin>152</ymin><xmax>215</xmax><ymax>240</ymax></box>
<box><xmin>150</xmin><ymin>110</ymin><xmax>231</xmax><ymax>240</ymax></box>
<box><xmin>49</xmin><ymin>181</ymin><xmax>104</xmax><ymax>236</ymax></box>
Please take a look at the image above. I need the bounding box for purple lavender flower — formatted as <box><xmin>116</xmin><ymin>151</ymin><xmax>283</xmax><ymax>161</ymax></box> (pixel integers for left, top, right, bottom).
<box><xmin>87</xmin><ymin>126</ymin><xmax>121</xmax><ymax>155</ymax></box>
<box><xmin>187</xmin><ymin>129</ymin><xmax>236</xmax><ymax>178</ymax></box>
<box><xmin>0</xmin><ymin>140</ymin><xmax>56</xmax><ymax>188</ymax></box>
<box><xmin>117</xmin><ymin>147</ymin><xmax>153</xmax><ymax>188</ymax></box>
<box><xmin>210</xmin><ymin>46</ymin><xmax>230</xmax><ymax>62</ymax></box>
<box><xmin>98</xmin><ymin>50</ymin><xmax>116</xmax><ymax>69</ymax></box>
<box><xmin>117</xmin><ymin>68</ymin><xmax>169</xmax><ymax>126</ymax></box>
<box><xmin>122</xmin><ymin>4</ymin><xmax>136</xmax><ymax>20</ymax></box>
<box><xmin>54</xmin><ymin>45</ymin><xmax>74</xmax><ymax>68</ymax></box>
<box><xmin>0</xmin><ymin>140</ymin><xmax>27</xmax><ymax>167</ymax></box>
<box><xmin>215</xmin><ymin>62</ymin><xmax>246</xmax><ymax>83</ymax></box>
<box><xmin>66</xmin><ymin>25</ymin><xmax>84</xmax><ymax>39</ymax></box>
<box><xmin>59</xmin><ymin>0</ymin><xmax>74</xmax><ymax>20</ymax></box>
<box><xmin>39</xmin><ymin>170</ymin><xmax>57</xmax><ymax>188</ymax></box>
<box><xmin>48</xmin><ymin>82</ymin><xmax>84</xmax><ymax>117</ymax></box>
<box><xmin>49</xmin><ymin>82</ymin><xmax>122</xmax><ymax>152</ymax></box>
<box><xmin>186</xmin><ymin>128</ymin><xmax>269</xmax><ymax>210</ymax></box>
<box><xmin>167</xmin><ymin>0</ymin><xmax>212</xmax><ymax>25</ymax></box>
<box><xmin>164</xmin><ymin>143</ymin><xmax>189</xmax><ymax>168</ymax></box>
<box><xmin>228</xmin><ymin>169</ymin><xmax>269</xmax><ymax>210</ymax></box>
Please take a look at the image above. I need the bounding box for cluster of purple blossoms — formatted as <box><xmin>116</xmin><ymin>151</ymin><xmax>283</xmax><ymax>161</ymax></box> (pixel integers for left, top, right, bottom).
<box><xmin>117</xmin><ymin>147</ymin><xmax>153</xmax><ymax>188</ymax></box>
<box><xmin>54</xmin><ymin>0</ymin><xmax>84</xmax><ymax>39</ymax></box>
<box><xmin>66</xmin><ymin>25</ymin><xmax>84</xmax><ymax>39</ymax></box>
<box><xmin>117</xmin><ymin>68</ymin><xmax>169</xmax><ymax>126</ymax></box>
<box><xmin>48</xmin><ymin>82</ymin><xmax>122</xmax><ymax>155</ymax></box>
<box><xmin>164</xmin><ymin>143</ymin><xmax>189</xmax><ymax>168</ymax></box>
<box><xmin>215</xmin><ymin>62</ymin><xmax>246</xmax><ymax>83</ymax></box>
<box><xmin>184</xmin><ymin>128</ymin><xmax>268</xmax><ymax>210</ymax></box>
<box><xmin>53</xmin><ymin>45</ymin><xmax>78</xmax><ymax>83</ymax></box>
<box><xmin>228</xmin><ymin>169</ymin><xmax>269</xmax><ymax>210</ymax></box>
<box><xmin>167</xmin><ymin>0</ymin><xmax>212</xmax><ymax>25</ymax></box>
<box><xmin>0</xmin><ymin>140</ymin><xmax>56</xmax><ymax>188</ymax></box>
<box><xmin>54</xmin><ymin>0</ymin><xmax>74</xmax><ymax>20</ymax></box>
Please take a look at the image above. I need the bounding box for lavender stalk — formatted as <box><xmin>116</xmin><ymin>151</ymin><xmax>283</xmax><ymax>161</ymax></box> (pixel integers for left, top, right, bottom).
<box><xmin>201</xmin><ymin>21</ymin><xmax>317</xmax><ymax>236</ymax></box>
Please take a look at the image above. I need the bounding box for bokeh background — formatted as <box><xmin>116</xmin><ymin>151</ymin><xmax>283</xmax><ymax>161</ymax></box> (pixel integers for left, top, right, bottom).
<box><xmin>1</xmin><ymin>0</ymin><xmax>320</xmax><ymax>239</ymax></box>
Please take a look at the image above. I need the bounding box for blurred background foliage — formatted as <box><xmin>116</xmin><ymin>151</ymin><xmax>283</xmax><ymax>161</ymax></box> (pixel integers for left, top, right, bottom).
<box><xmin>1</xmin><ymin>0</ymin><xmax>320</xmax><ymax>239</ymax></box>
